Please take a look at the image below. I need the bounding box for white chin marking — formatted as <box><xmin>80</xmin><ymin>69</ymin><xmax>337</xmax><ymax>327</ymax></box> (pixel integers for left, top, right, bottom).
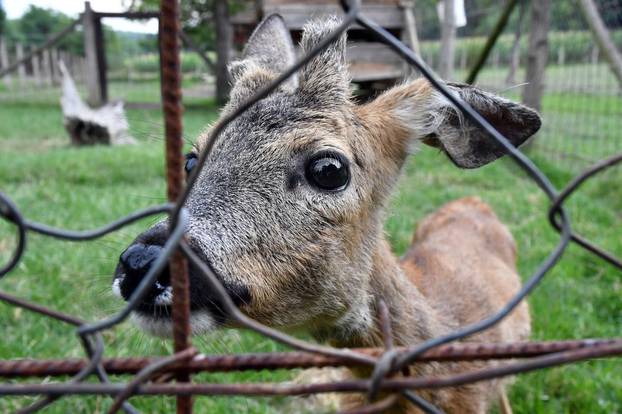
<box><xmin>131</xmin><ymin>311</ymin><xmax>217</xmax><ymax>338</ymax></box>
<box><xmin>111</xmin><ymin>276</ymin><xmax>124</xmax><ymax>299</ymax></box>
<box><xmin>113</xmin><ymin>277</ymin><xmax>173</xmax><ymax>305</ymax></box>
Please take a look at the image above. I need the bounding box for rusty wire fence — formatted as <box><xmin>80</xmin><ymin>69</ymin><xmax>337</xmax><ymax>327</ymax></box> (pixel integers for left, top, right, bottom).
<box><xmin>1</xmin><ymin>1</ymin><xmax>621</xmax><ymax>413</ymax></box>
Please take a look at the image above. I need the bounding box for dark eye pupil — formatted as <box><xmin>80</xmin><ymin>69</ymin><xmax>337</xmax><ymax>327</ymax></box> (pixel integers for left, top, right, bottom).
<box><xmin>306</xmin><ymin>155</ymin><xmax>350</xmax><ymax>191</ymax></box>
<box><xmin>185</xmin><ymin>155</ymin><xmax>198</xmax><ymax>174</ymax></box>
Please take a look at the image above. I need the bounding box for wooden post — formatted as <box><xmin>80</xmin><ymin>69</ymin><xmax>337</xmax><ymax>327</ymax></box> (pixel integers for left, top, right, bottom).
<box><xmin>43</xmin><ymin>49</ymin><xmax>53</xmax><ymax>86</ymax></box>
<box><xmin>65</xmin><ymin>52</ymin><xmax>72</xmax><ymax>76</ymax></box>
<box><xmin>400</xmin><ymin>0</ymin><xmax>421</xmax><ymax>77</ymax></box>
<box><xmin>591</xmin><ymin>44</ymin><xmax>600</xmax><ymax>64</ymax></box>
<box><xmin>51</xmin><ymin>48</ymin><xmax>60</xmax><ymax>84</ymax></box>
<box><xmin>0</xmin><ymin>36</ymin><xmax>11</xmax><ymax>87</ymax></box>
<box><xmin>459</xmin><ymin>47</ymin><xmax>467</xmax><ymax>71</ymax></box>
<box><xmin>16</xmin><ymin>43</ymin><xmax>26</xmax><ymax>84</ymax></box>
<box><xmin>557</xmin><ymin>46</ymin><xmax>565</xmax><ymax>66</ymax></box>
<box><xmin>81</xmin><ymin>56</ymin><xmax>88</xmax><ymax>84</ymax></box>
<box><xmin>506</xmin><ymin>0</ymin><xmax>524</xmax><ymax>85</ymax></box>
<box><xmin>400</xmin><ymin>0</ymin><xmax>421</xmax><ymax>55</ymax></box>
<box><xmin>83</xmin><ymin>1</ymin><xmax>107</xmax><ymax>106</ymax></box>
<box><xmin>522</xmin><ymin>0</ymin><xmax>550</xmax><ymax>112</ymax></box>
<box><xmin>214</xmin><ymin>0</ymin><xmax>232</xmax><ymax>105</ymax></box>
<box><xmin>439</xmin><ymin>0</ymin><xmax>456</xmax><ymax>79</ymax></box>
<box><xmin>31</xmin><ymin>46</ymin><xmax>42</xmax><ymax>86</ymax></box>
<box><xmin>579</xmin><ymin>0</ymin><xmax>622</xmax><ymax>88</ymax></box>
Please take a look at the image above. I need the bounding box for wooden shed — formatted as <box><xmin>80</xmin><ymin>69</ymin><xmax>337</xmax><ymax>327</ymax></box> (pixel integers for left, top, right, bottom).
<box><xmin>231</xmin><ymin>0</ymin><xmax>417</xmax><ymax>94</ymax></box>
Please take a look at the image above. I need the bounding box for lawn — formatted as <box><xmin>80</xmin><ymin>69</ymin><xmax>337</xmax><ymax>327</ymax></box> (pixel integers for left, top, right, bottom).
<box><xmin>0</xmin><ymin>97</ymin><xmax>621</xmax><ymax>413</ymax></box>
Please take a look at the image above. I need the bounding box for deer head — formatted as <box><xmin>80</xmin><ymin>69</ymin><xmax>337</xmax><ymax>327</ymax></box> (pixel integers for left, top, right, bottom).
<box><xmin>112</xmin><ymin>15</ymin><xmax>541</xmax><ymax>339</ymax></box>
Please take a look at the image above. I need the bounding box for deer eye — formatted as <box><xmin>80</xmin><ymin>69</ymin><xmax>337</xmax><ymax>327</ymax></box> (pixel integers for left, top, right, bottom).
<box><xmin>305</xmin><ymin>151</ymin><xmax>350</xmax><ymax>191</ymax></box>
<box><xmin>185</xmin><ymin>153</ymin><xmax>198</xmax><ymax>175</ymax></box>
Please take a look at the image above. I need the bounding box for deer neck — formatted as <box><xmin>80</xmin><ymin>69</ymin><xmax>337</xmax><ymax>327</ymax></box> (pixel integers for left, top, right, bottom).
<box><xmin>331</xmin><ymin>237</ymin><xmax>448</xmax><ymax>349</ymax></box>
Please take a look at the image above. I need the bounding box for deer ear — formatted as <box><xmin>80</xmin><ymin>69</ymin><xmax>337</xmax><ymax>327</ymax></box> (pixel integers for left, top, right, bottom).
<box><xmin>230</xmin><ymin>14</ymin><xmax>298</xmax><ymax>89</ymax></box>
<box><xmin>298</xmin><ymin>16</ymin><xmax>350</xmax><ymax>105</ymax></box>
<box><xmin>381</xmin><ymin>80</ymin><xmax>542</xmax><ymax>169</ymax></box>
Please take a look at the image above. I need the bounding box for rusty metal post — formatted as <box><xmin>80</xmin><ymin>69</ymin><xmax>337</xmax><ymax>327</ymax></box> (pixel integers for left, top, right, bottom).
<box><xmin>159</xmin><ymin>0</ymin><xmax>192</xmax><ymax>413</ymax></box>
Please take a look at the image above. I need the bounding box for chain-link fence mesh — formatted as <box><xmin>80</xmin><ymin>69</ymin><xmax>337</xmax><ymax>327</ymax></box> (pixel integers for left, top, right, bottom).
<box><xmin>413</xmin><ymin>0</ymin><xmax>622</xmax><ymax>173</ymax></box>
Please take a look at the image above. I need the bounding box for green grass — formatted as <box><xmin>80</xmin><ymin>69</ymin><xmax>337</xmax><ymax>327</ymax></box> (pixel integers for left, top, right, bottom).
<box><xmin>0</xmin><ymin>99</ymin><xmax>621</xmax><ymax>413</ymax></box>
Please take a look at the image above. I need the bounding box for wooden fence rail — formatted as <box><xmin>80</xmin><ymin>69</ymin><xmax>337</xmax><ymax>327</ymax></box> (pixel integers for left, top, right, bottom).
<box><xmin>0</xmin><ymin>35</ymin><xmax>87</xmax><ymax>89</ymax></box>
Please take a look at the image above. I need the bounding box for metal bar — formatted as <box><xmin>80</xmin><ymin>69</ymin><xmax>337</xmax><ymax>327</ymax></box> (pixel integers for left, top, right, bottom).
<box><xmin>107</xmin><ymin>348</ymin><xmax>197</xmax><ymax>414</ymax></box>
<box><xmin>94</xmin><ymin>11</ymin><xmax>160</xmax><ymax>19</ymax></box>
<box><xmin>1</xmin><ymin>339</ymin><xmax>619</xmax><ymax>378</ymax></box>
<box><xmin>0</xmin><ymin>290</ymin><xmax>83</xmax><ymax>326</ymax></box>
<box><xmin>0</xmin><ymin>341</ymin><xmax>621</xmax><ymax>397</ymax></box>
<box><xmin>159</xmin><ymin>0</ymin><xmax>192</xmax><ymax>413</ymax></box>
<box><xmin>465</xmin><ymin>0</ymin><xmax>519</xmax><ymax>84</ymax></box>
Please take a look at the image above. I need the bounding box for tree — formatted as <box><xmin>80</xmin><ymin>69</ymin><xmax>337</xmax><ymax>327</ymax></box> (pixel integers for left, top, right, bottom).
<box><xmin>0</xmin><ymin>2</ymin><xmax>6</xmax><ymax>35</ymax></box>
<box><xmin>133</xmin><ymin>0</ymin><xmax>241</xmax><ymax>104</ymax></box>
<box><xmin>131</xmin><ymin>0</ymin><xmax>243</xmax><ymax>56</ymax></box>
<box><xmin>213</xmin><ymin>0</ymin><xmax>232</xmax><ymax>104</ymax></box>
<box><xmin>17</xmin><ymin>6</ymin><xmax>83</xmax><ymax>54</ymax></box>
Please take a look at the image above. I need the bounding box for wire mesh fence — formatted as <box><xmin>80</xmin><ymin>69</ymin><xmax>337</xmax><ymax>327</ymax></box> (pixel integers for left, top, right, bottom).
<box><xmin>0</xmin><ymin>1</ymin><xmax>621</xmax><ymax>414</ymax></box>
<box><xmin>0</xmin><ymin>19</ymin><xmax>210</xmax><ymax>108</ymax></box>
<box><xmin>413</xmin><ymin>0</ymin><xmax>622</xmax><ymax>174</ymax></box>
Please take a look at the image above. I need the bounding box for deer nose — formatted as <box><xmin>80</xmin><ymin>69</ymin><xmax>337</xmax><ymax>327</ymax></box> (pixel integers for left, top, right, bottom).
<box><xmin>120</xmin><ymin>243</ymin><xmax>161</xmax><ymax>274</ymax></box>
<box><xmin>116</xmin><ymin>243</ymin><xmax>170</xmax><ymax>302</ymax></box>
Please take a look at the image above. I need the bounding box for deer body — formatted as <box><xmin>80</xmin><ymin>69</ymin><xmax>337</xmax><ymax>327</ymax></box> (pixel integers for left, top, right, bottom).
<box><xmin>113</xmin><ymin>15</ymin><xmax>538</xmax><ymax>413</ymax></box>
<box><xmin>324</xmin><ymin>197</ymin><xmax>531</xmax><ymax>413</ymax></box>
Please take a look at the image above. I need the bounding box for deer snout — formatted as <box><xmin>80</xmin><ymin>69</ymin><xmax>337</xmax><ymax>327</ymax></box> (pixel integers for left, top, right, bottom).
<box><xmin>115</xmin><ymin>243</ymin><xmax>171</xmax><ymax>304</ymax></box>
<box><xmin>113</xmin><ymin>222</ymin><xmax>173</xmax><ymax>312</ymax></box>
<box><xmin>112</xmin><ymin>223</ymin><xmax>252</xmax><ymax>334</ymax></box>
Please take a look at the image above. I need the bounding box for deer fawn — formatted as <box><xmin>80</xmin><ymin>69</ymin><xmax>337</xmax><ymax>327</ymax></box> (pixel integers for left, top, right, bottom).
<box><xmin>113</xmin><ymin>15</ymin><xmax>539</xmax><ymax>413</ymax></box>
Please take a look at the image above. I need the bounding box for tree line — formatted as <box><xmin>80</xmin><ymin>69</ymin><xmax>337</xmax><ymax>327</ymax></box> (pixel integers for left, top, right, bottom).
<box><xmin>0</xmin><ymin>5</ymin><xmax>158</xmax><ymax>71</ymax></box>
